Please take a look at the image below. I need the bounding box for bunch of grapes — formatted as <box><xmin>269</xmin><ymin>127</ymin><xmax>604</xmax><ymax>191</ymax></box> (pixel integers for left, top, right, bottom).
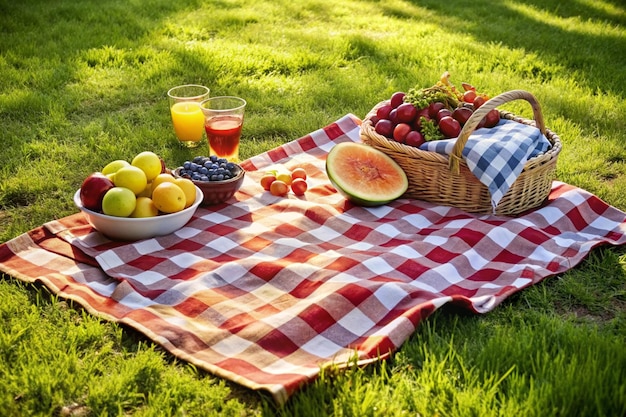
<box><xmin>370</xmin><ymin>74</ymin><xmax>501</xmax><ymax>148</ymax></box>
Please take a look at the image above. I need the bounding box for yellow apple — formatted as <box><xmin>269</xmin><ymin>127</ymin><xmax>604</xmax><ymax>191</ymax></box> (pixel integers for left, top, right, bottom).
<box><xmin>102</xmin><ymin>159</ymin><xmax>130</xmax><ymax>176</ymax></box>
<box><xmin>131</xmin><ymin>151</ymin><xmax>162</xmax><ymax>182</ymax></box>
<box><xmin>101</xmin><ymin>187</ymin><xmax>136</xmax><ymax>217</ymax></box>
<box><xmin>174</xmin><ymin>178</ymin><xmax>197</xmax><ymax>208</ymax></box>
<box><xmin>113</xmin><ymin>166</ymin><xmax>148</xmax><ymax>195</ymax></box>
<box><xmin>130</xmin><ymin>196</ymin><xmax>159</xmax><ymax>218</ymax></box>
<box><xmin>137</xmin><ymin>182</ymin><xmax>153</xmax><ymax>198</ymax></box>
<box><xmin>151</xmin><ymin>173</ymin><xmax>176</xmax><ymax>192</ymax></box>
<box><xmin>152</xmin><ymin>182</ymin><xmax>186</xmax><ymax>214</ymax></box>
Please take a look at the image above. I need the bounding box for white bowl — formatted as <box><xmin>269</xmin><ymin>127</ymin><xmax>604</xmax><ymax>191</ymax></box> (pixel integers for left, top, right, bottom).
<box><xmin>73</xmin><ymin>186</ymin><xmax>203</xmax><ymax>241</ymax></box>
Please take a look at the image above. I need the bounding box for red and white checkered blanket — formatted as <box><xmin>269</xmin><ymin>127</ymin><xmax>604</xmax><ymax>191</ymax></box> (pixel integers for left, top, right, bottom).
<box><xmin>2</xmin><ymin>114</ymin><xmax>626</xmax><ymax>404</ymax></box>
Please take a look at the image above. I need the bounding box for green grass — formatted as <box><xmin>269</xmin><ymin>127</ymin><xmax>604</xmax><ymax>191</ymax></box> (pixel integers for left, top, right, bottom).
<box><xmin>1</xmin><ymin>0</ymin><xmax>626</xmax><ymax>415</ymax></box>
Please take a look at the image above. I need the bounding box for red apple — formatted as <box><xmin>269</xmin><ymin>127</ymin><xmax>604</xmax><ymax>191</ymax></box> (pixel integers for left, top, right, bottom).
<box><xmin>405</xmin><ymin>130</ymin><xmax>425</xmax><ymax>147</ymax></box>
<box><xmin>393</xmin><ymin>123</ymin><xmax>412</xmax><ymax>143</ymax></box>
<box><xmin>80</xmin><ymin>172</ymin><xmax>114</xmax><ymax>212</ymax></box>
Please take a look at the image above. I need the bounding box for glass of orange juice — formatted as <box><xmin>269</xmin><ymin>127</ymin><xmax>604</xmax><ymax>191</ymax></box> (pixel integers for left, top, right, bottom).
<box><xmin>167</xmin><ymin>85</ymin><xmax>210</xmax><ymax>148</ymax></box>
<box><xmin>200</xmin><ymin>96</ymin><xmax>246</xmax><ymax>162</ymax></box>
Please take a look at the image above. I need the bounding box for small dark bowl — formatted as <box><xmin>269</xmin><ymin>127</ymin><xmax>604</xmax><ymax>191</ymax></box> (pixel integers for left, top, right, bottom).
<box><xmin>172</xmin><ymin>165</ymin><xmax>245</xmax><ymax>206</ymax></box>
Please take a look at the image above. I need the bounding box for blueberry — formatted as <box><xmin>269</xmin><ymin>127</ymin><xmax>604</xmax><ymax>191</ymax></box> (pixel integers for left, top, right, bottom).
<box><xmin>192</xmin><ymin>156</ymin><xmax>204</xmax><ymax>164</ymax></box>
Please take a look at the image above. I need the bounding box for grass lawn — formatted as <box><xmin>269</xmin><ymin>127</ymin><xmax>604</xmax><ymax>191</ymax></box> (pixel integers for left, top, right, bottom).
<box><xmin>1</xmin><ymin>0</ymin><xmax>625</xmax><ymax>415</ymax></box>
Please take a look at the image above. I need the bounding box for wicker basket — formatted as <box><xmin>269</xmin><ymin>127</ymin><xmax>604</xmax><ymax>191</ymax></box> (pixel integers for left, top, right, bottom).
<box><xmin>360</xmin><ymin>89</ymin><xmax>562</xmax><ymax>216</ymax></box>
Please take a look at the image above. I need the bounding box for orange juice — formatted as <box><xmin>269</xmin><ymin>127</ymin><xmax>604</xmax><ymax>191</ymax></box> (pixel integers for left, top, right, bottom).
<box><xmin>170</xmin><ymin>102</ymin><xmax>205</xmax><ymax>146</ymax></box>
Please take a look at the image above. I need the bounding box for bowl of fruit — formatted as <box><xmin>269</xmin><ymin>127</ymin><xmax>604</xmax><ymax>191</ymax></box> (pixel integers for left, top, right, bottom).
<box><xmin>172</xmin><ymin>156</ymin><xmax>245</xmax><ymax>206</ymax></box>
<box><xmin>75</xmin><ymin>151</ymin><xmax>204</xmax><ymax>241</ymax></box>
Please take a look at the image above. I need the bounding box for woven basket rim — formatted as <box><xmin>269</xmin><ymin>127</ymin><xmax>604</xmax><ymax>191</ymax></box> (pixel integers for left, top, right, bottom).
<box><xmin>361</xmin><ymin>97</ymin><xmax>562</xmax><ymax>173</ymax></box>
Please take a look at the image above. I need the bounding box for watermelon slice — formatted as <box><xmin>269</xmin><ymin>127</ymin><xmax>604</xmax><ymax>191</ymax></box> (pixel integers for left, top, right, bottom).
<box><xmin>326</xmin><ymin>142</ymin><xmax>408</xmax><ymax>206</ymax></box>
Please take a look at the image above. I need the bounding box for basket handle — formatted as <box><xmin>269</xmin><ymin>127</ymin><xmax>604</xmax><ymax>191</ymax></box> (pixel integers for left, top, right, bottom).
<box><xmin>448</xmin><ymin>89</ymin><xmax>546</xmax><ymax>174</ymax></box>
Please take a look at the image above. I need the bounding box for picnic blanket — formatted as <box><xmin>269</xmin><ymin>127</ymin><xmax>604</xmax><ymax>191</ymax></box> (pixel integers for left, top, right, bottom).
<box><xmin>2</xmin><ymin>114</ymin><xmax>626</xmax><ymax>405</ymax></box>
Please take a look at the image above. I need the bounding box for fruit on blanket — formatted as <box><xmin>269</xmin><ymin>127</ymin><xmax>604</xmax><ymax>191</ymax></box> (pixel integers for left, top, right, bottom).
<box><xmin>270</xmin><ymin>179</ymin><xmax>289</xmax><ymax>196</ymax></box>
<box><xmin>291</xmin><ymin>167</ymin><xmax>307</xmax><ymax>181</ymax></box>
<box><xmin>80</xmin><ymin>172</ymin><xmax>115</xmax><ymax>212</ymax></box>
<box><xmin>260</xmin><ymin>173</ymin><xmax>277</xmax><ymax>191</ymax></box>
<box><xmin>152</xmin><ymin>182</ymin><xmax>186</xmax><ymax>213</ymax></box>
<box><xmin>326</xmin><ymin>142</ymin><xmax>408</xmax><ymax>206</ymax></box>
<box><xmin>102</xmin><ymin>187</ymin><xmax>137</xmax><ymax>217</ymax></box>
<box><xmin>259</xmin><ymin>166</ymin><xmax>309</xmax><ymax>197</ymax></box>
<box><xmin>276</xmin><ymin>171</ymin><xmax>292</xmax><ymax>186</ymax></box>
<box><xmin>290</xmin><ymin>178</ymin><xmax>308</xmax><ymax>196</ymax></box>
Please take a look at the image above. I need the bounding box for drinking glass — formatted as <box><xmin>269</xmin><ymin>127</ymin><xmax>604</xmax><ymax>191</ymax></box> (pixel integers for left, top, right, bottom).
<box><xmin>201</xmin><ymin>96</ymin><xmax>246</xmax><ymax>162</ymax></box>
<box><xmin>167</xmin><ymin>85</ymin><xmax>210</xmax><ymax>148</ymax></box>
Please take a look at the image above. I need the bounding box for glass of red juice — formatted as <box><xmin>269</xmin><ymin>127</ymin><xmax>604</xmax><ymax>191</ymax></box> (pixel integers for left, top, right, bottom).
<box><xmin>201</xmin><ymin>96</ymin><xmax>247</xmax><ymax>162</ymax></box>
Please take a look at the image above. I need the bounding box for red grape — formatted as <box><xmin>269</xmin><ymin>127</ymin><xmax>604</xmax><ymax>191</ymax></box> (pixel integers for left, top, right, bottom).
<box><xmin>405</xmin><ymin>130</ymin><xmax>425</xmax><ymax>147</ymax></box>
<box><xmin>395</xmin><ymin>103</ymin><xmax>418</xmax><ymax>124</ymax></box>
<box><xmin>452</xmin><ymin>107</ymin><xmax>473</xmax><ymax>125</ymax></box>
<box><xmin>463</xmin><ymin>90</ymin><xmax>477</xmax><ymax>103</ymax></box>
<box><xmin>375</xmin><ymin>119</ymin><xmax>394</xmax><ymax>138</ymax></box>
<box><xmin>437</xmin><ymin>108</ymin><xmax>453</xmax><ymax>122</ymax></box>
<box><xmin>388</xmin><ymin>108</ymin><xmax>399</xmax><ymax>124</ymax></box>
<box><xmin>428</xmin><ymin>102</ymin><xmax>445</xmax><ymax>119</ymax></box>
<box><xmin>483</xmin><ymin>109</ymin><xmax>500</xmax><ymax>128</ymax></box>
<box><xmin>393</xmin><ymin>123</ymin><xmax>412</xmax><ymax>143</ymax></box>
<box><xmin>438</xmin><ymin>116</ymin><xmax>461</xmax><ymax>138</ymax></box>
<box><xmin>390</xmin><ymin>92</ymin><xmax>406</xmax><ymax>108</ymax></box>
<box><xmin>473</xmin><ymin>95</ymin><xmax>486</xmax><ymax>109</ymax></box>
<box><xmin>376</xmin><ymin>104</ymin><xmax>393</xmax><ymax>120</ymax></box>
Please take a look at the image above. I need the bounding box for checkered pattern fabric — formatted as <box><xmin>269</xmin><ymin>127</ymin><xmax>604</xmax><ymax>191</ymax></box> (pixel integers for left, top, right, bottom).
<box><xmin>420</xmin><ymin>119</ymin><xmax>551</xmax><ymax>211</ymax></box>
<box><xmin>1</xmin><ymin>114</ymin><xmax>626</xmax><ymax>404</ymax></box>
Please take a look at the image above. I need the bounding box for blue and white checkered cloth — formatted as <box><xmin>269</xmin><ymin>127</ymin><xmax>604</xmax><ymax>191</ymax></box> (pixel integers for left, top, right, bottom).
<box><xmin>419</xmin><ymin>119</ymin><xmax>552</xmax><ymax>212</ymax></box>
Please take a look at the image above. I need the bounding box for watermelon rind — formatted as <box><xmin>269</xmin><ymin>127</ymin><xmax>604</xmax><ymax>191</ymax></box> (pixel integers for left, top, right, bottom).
<box><xmin>326</xmin><ymin>142</ymin><xmax>408</xmax><ymax>206</ymax></box>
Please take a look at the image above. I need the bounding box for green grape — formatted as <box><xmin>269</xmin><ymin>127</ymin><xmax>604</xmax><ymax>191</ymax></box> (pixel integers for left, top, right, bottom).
<box><xmin>419</xmin><ymin>118</ymin><xmax>444</xmax><ymax>142</ymax></box>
